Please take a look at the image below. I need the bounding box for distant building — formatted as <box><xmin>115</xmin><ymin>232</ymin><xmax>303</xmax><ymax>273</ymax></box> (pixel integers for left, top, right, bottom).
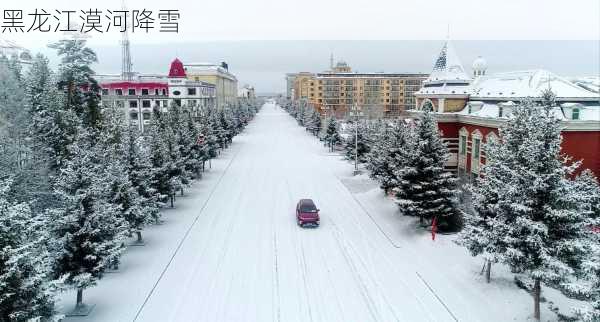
<box><xmin>285</xmin><ymin>73</ymin><xmax>298</xmax><ymax>99</ymax></box>
<box><xmin>97</xmin><ymin>58</ymin><xmax>216</xmax><ymax>132</ymax></box>
<box><xmin>289</xmin><ymin>59</ymin><xmax>427</xmax><ymax>118</ymax></box>
<box><xmin>238</xmin><ymin>84</ymin><xmax>256</xmax><ymax>99</ymax></box>
<box><xmin>0</xmin><ymin>39</ymin><xmax>33</xmax><ymax>65</ymax></box>
<box><xmin>183</xmin><ymin>62</ymin><xmax>238</xmax><ymax>109</ymax></box>
<box><xmin>168</xmin><ymin>58</ymin><xmax>217</xmax><ymax>113</ymax></box>
<box><xmin>410</xmin><ymin>39</ymin><xmax>600</xmax><ymax>178</ymax></box>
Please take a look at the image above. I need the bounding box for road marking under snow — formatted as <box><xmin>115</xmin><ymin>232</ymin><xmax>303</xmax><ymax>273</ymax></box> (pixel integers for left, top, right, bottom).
<box><xmin>415</xmin><ymin>271</ymin><xmax>459</xmax><ymax>322</ymax></box>
<box><xmin>133</xmin><ymin>145</ymin><xmax>244</xmax><ymax>322</ymax></box>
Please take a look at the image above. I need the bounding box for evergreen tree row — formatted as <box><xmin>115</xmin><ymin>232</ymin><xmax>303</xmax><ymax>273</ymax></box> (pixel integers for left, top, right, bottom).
<box><xmin>0</xmin><ymin>39</ymin><xmax>261</xmax><ymax>320</ymax></box>
<box><xmin>281</xmin><ymin>99</ymin><xmax>461</xmax><ymax>230</ymax></box>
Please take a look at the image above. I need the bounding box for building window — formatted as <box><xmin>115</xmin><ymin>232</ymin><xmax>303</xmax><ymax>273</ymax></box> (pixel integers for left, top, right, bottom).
<box><xmin>572</xmin><ymin>108</ymin><xmax>580</xmax><ymax>120</ymax></box>
<box><xmin>188</xmin><ymin>88</ymin><xmax>197</xmax><ymax>95</ymax></box>
<box><xmin>141</xmin><ymin>88</ymin><xmax>149</xmax><ymax>95</ymax></box>
<box><xmin>115</xmin><ymin>89</ymin><xmax>123</xmax><ymax>96</ymax></box>
<box><xmin>459</xmin><ymin>135</ymin><xmax>467</xmax><ymax>155</ymax></box>
<box><xmin>143</xmin><ymin>112</ymin><xmax>151</xmax><ymax>120</ymax></box>
<box><xmin>129</xmin><ymin>100</ymin><xmax>138</xmax><ymax>108</ymax></box>
<box><xmin>101</xmin><ymin>89</ymin><xmax>109</xmax><ymax>95</ymax></box>
<box><xmin>162</xmin><ymin>89</ymin><xmax>167</xmax><ymax>96</ymax></box>
<box><xmin>473</xmin><ymin>138</ymin><xmax>480</xmax><ymax>158</ymax></box>
<box><xmin>498</xmin><ymin>105</ymin><xmax>503</xmax><ymax>117</ymax></box>
<box><xmin>142</xmin><ymin>100</ymin><xmax>151</xmax><ymax>108</ymax></box>
<box><xmin>130</xmin><ymin>112</ymin><xmax>138</xmax><ymax>120</ymax></box>
<box><xmin>471</xmin><ymin>131</ymin><xmax>482</xmax><ymax>175</ymax></box>
<box><xmin>155</xmin><ymin>89</ymin><xmax>159</xmax><ymax>95</ymax></box>
<box><xmin>128</xmin><ymin>89</ymin><xmax>136</xmax><ymax>95</ymax></box>
<box><xmin>173</xmin><ymin>90</ymin><xmax>181</xmax><ymax>96</ymax></box>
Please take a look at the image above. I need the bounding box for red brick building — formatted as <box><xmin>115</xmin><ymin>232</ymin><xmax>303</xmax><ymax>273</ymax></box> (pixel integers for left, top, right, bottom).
<box><xmin>410</xmin><ymin>40</ymin><xmax>600</xmax><ymax>178</ymax></box>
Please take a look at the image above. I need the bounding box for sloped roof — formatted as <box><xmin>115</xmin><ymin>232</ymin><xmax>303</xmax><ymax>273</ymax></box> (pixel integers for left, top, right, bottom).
<box><xmin>426</xmin><ymin>40</ymin><xmax>471</xmax><ymax>83</ymax></box>
<box><xmin>470</xmin><ymin>70</ymin><xmax>599</xmax><ymax>100</ymax></box>
<box><xmin>168</xmin><ymin>58</ymin><xmax>186</xmax><ymax>78</ymax></box>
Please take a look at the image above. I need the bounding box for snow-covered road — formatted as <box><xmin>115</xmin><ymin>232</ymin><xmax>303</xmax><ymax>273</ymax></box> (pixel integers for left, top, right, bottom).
<box><xmin>61</xmin><ymin>102</ymin><xmax>557</xmax><ymax>322</ymax></box>
<box><xmin>135</xmin><ymin>103</ymin><xmax>459</xmax><ymax>321</ymax></box>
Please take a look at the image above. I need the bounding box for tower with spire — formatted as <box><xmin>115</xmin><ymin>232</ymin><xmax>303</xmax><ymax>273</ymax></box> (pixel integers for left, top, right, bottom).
<box><xmin>414</xmin><ymin>38</ymin><xmax>472</xmax><ymax>113</ymax></box>
<box><xmin>121</xmin><ymin>0</ymin><xmax>133</xmax><ymax>80</ymax></box>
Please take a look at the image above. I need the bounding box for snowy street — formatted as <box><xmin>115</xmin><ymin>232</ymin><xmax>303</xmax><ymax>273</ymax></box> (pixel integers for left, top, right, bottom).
<box><xmin>59</xmin><ymin>102</ymin><xmax>557</xmax><ymax>322</ymax></box>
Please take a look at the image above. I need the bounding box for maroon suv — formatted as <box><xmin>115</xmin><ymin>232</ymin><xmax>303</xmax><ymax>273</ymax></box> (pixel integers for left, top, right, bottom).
<box><xmin>296</xmin><ymin>199</ymin><xmax>320</xmax><ymax>227</ymax></box>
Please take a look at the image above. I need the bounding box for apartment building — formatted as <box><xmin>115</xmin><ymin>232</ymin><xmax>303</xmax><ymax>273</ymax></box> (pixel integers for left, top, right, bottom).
<box><xmin>184</xmin><ymin>62</ymin><xmax>238</xmax><ymax>109</ymax></box>
<box><xmin>291</xmin><ymin>61</ymin><xmax>427</xmax><ymax>118</ymax></box>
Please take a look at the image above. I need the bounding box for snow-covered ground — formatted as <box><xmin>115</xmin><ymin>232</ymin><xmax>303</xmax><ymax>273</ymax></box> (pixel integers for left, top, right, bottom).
<box><xmin>58</xmin><ymin>102</ymin><xmax>568</xmax><ymax>321</ymax></box>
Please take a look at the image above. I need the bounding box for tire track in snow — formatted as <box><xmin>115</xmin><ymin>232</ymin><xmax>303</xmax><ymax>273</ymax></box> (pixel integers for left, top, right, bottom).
<box><xmin>270</xmin><ymin>171</ymin><xmax>282</xmax><ymax>322</ymax></box>
<box><xmin>329</xmin><ymin>174</ymin><xmax>453</xmax><ymax>321</ymax></box>
<box><xmin>329</xmin><ymin>219</ymin><xmax>385</xmax><ymax>322</ymax></box>
<box><xmin>334</xmin><ymin>174</ymin><xmax>401</xmax><ymax>249</ymax></box>
<box><xmin>416</xmin><ymin>272</ymin><xmax>459</xmax><ymax>322</ymax></box>
<box><xmin>272</xmin><ymin>229</ymin><xmax>281</xmax><ymax>322</ymax></box>
<box><xmin>313</xmin><ymin>231</ymin><xmax>346</xmax><ymax>321</ymax></box>
<box><xmin>133</xmin><ymin>141</ymin><xmax>244</xmax><ymax>322</ymax></box>
<box><xmin>284</xmin><ymin>179</ymin><xmax>314</xmax><ymax>322</ymax></box>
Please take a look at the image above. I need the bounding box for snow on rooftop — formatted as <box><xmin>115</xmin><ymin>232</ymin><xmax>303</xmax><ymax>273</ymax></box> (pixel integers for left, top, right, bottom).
<box><xmin>470</xmin><ymin>70</ymin><xmax>599</xmax><ymax>99</ymax></box>
<box><xmin>456</xmin><ymin>101</ymin><xmax>600</xmax><ymax>121</ymax></box>
<box><xmin>570</xmin><ymin>76</ymin><xmax>600</xmax><ymax>94</ymax></box>
<box><xmin>425</xmin><ymin>39</ymin><xmax>471</xmax><ymax>84</ymax></box>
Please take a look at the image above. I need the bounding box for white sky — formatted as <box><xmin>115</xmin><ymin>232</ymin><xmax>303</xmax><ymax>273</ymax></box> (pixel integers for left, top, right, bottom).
<box><xmin>4</xmin><ymin>0</ymin><xmax>600</xmax><ymax>49</ymax></box>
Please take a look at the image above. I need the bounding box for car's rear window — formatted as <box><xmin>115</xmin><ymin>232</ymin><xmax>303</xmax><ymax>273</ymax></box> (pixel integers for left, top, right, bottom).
<box><xmin>300</xmin><ymin>204</ymin><xmax>317</xmax><ymax>212</ymax></box>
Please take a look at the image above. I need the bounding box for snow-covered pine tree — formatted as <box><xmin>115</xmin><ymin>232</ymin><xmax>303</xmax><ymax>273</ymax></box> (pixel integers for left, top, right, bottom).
<box><xmin>147</xmin><ymin>108</ymin><xmax>177</xmax><ymax>207</ymax></box>
<box><xmin>304</xmin><ymin>108</ymin><xmax>322</xmax><ymax>136</ymax></box>
<box><xmin>125</xmin><ymin>124</ymin><xmax>161</xmax><ymax>226</ymax></box>
<box><xmin>166</xmin><ymin>104</ymin><xmax>192</xmax><ymax>188</ymax></box>
<box><xmin>459</xmin><ymin>95</ymin><xmax>592</xmax><ymax>321</ymax></box>
<box><xmin>50</xmin><ymin>128</ymin><xmax>127</xmax><ymax>312</ymax></box>
<box><xmin>344</xmin><ymin>122</ymin><xmax>370</xmax><ymax>163</ymax></box>
<box><xmin>0</xmin><ymin>57</ymin><xmax>28</xmax><ymax>173</ymax></box>
<box><xmin>22</xmin><ymin>53</ymin><xmax>72</xmax><ymax>199</ymax></box>
<box><xmin>366</xmin><ymin>120</ymin><xmax>413</xmax><ymax>194</ymax></box>
<box><xmin>99</xmin><ymin>108</ymin><xmax>152</xmax><ymax>244</ymax></box>
<box><xmin>181</xmin><ymin>109</ymin><xmax>203</xmax><ymax>178</ymax></box>
<box><xmin>395</xmin><ymin>109</ymin><xmax>459</xmax><ymax>229</ymax></box>
<box><xmin>0</xmin><ymin>178</ymin><xmax>55</xmax><ymax>321</ymax></box>
<box><xmin>566</xmin><ymin>170</ymin><xmax>600</xmax><ymax>321</ymax></box>
<box><xmin>321</xmin><ymin>116</ymin><xmax>341</xmax><ymax>151</ymax></box>
<box><xmin>210</xmin><ymin>110</ymin><xmax>227</xmax><ymax>150</ymax></box>
<box><xmin>457</xmin><ymin>134</ymin><xmax>505</xmax><ymax>282</ymax></box>
<box><xmin>49</xmin><ymin>39</ymin><xmax>101</xmax><ymax>130</ymax></box>
<box><xmin>295</xmin><ymin>103</ymin><xmax>305</xmax><ymax>125</ymax></box>
<box><xmin>197</xmin><ymin>111</ymin><xmax>218</xmax><ymax>162</ymax></box>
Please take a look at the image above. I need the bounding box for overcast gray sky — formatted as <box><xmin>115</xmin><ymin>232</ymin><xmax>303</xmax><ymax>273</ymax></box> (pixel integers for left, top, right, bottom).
<box><xmin>4</xmin><ymin>0</ymin><xmax>599</xmax><ymax>92</ymax></box>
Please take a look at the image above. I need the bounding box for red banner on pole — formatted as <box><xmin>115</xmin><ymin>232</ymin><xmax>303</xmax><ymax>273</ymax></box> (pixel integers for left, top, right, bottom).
<box><xmin>431</xmin><ymin>217</ymin><xmax>438</xmax><ymax>241</ymax></box>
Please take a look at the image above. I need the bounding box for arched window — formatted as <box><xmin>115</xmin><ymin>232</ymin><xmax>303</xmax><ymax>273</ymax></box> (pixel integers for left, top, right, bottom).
<box><xmin>421</xmin><ymin>99</ymin><xmax>434</xmax><ymax>112</ymax></box>
<box><xmin>471</xmin><ymin>130</ymin><xmax>483</xmax><ymax>175</ymax></box>
<box><xmin>458</xmin><ymin>127</ymin><xmax>469</xmax><ymax>171</ymax></box>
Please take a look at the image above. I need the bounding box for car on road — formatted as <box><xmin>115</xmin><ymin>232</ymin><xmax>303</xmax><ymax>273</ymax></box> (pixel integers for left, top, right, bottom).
<box><xmin>296</xmin><ymin>199</ymin><xmax>320</xmax><ymax>227</ymax></box>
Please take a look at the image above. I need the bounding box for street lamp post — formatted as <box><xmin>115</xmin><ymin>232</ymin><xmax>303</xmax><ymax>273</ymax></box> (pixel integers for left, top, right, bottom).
<box><xmin>351</xmin><ymin>104</ymin><xmax>363</xmax><ymax>175</ymax></box>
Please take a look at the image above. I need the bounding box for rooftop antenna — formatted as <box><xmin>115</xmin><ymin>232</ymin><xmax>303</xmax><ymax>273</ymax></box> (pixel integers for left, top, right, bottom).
<box><xmin>121</xmin><ymin>0</ymin><xmax>133</xmax><ymax>81</ymax></box>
